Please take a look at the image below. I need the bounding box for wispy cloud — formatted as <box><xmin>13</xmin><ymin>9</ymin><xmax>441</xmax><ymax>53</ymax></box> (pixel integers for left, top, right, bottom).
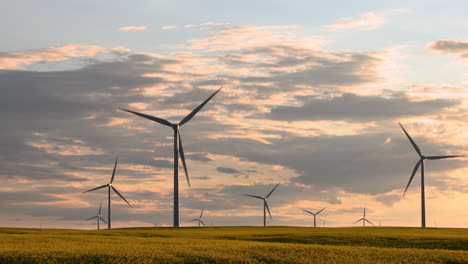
<box><xmin>162</xmin><ymin>25</ymin><xmax>177</xmax><ymax>30</ymax></box>
<box><xmin>426</xmin><ymin>40</ymin><xmax>468</xmax><ymax>59</ymax></box>
<box><xmin>0</xmin><ymin>44</ymin><xmax>106</xmax><ymax>69</ymax></box>
<box><xmin>324</xmin><ymin>9</ymin><xmax>409</xmax><ymax>31</ymax></box>
<box><xmin>187</xmin><ymin>25</ymin><xmax>329</xmax><ymax>51</ymax></box>
<box><xmin>184</xmin><ymin>22</ymin><xmax>231</xmax><ymax>29</ymax></box>
<box><xmin>111</xmin><ymin>46</ymin><xmax>131</xmax><ymax>55</ymax></box>
<box><xmin>119</xmin><ymin>25</ymin><xmax>148</xmax><ymax>32</ymax></box>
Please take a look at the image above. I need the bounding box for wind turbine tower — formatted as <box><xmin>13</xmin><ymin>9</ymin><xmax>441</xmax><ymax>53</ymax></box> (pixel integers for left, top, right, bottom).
<box><xmin>302</xmin><ymin>207</ymin><xmax>326</xmax><ymax>228</ymax></box>
<box><xmin>189</xmin><ymin>208</ymin><xmax>206</xmax><ymax>227</ymax></box>
<box><xmin>86</xmin><ymin>201</ymin><xmax>107</xmax><ymax>230</ymax></box>
<box><xmin>120</xmin><ymin>88</ymin><xmax>222</xmax><ymax>227</ymax></box>
<box><xmin>399</xmin><ymin>123</ymin><xmax>464</xmax><ymax>228</ymax></box>
<box><xmin>353</xmin><ymin>208</ymin><xmax>373</xmax><ymax>227</ymax></box>
<box><xmin>84</xmin><ymin>156</ymin><xmax>132</xmax><ymax>229</ymax></box>
<box><xmin>244</xmin><ymin>184</ymin><xmax>279</xmax><ymax>226</ymax></box>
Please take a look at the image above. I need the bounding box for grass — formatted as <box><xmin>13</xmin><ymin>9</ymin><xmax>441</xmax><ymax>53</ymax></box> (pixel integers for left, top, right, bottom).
<box><xmin>0</xmin><ymin>226</ymin><xmax>467</xmax><ymax>263</ymax></box>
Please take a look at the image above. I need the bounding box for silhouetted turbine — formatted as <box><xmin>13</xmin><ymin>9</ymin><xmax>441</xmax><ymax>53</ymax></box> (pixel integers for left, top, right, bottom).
<box><xmin>83</xmin><ymin>156</ymin><xmax>132</xmax><ymax>229</ymax></box>
<box><xmin>244</xmin><ymin>184</ymin><xmax>279</xmax><ymax>227</ymax></box>
<box><xmin>302</xmin><ymin>207</ymin><xmax>326</xmax><ymax>228</ymax></box>
<box><xmin>86</xmin><ymin>201</ymin><xmax>107</xmax><ymax>230</ymax></box>
<box><xmin>189</xmin><ymin>208</ymin><xmax>206</xmax><ymax>227</ymax></box>
<box><xmin>399</xmin><ymin>123</ymin><xmax>464</xmax><ymax>228</ymax></box>
<box><xmin>120</xmin><ymin>87</ymin><xmax>222</xmax><ymax>227</ymax></box>
<box><xmin>353</xmin><ymin>208</ymin><xmax>373</xmax><ymax>227</ymax></box>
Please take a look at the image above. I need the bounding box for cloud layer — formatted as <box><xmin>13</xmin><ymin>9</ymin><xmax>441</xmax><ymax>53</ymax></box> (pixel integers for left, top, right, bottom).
<box><xmin>0</xmin><ymin>22</ymin><xmax>466</xmax><ymax>229</ymax></box>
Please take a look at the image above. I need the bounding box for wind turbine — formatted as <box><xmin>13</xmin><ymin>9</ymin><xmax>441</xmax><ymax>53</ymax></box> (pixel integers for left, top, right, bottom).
<box><xmin>244</xmin><ymin>184</ymin><xmax>279</xmax><ymax>227</ymax></box>
<box><xmin>302</xmin><ymin>207</ymin><xmax>326</xmax><ymax>228</ymax></box>
<box><xmin>86</xmin><ymin>201</ymin><xmax>107</xmax><ymax>230</ymax></box>
<box><xmin>120</xmin><ymin>87</ymin><xmax>222</xmax><ymax>227</ymax></box>
<box><xmin>83</xmin><ymin>156</ymin><xmax>132</xmax><ymax>229</ymax></box>
<box><xmin>353</xmin><ymin>208</ymin><xmax>373</xmax><ymax>227</ymax></box>
<box><xmin>188</xmin><ymin>208</ymin><xmax>206</xmax><ymax>227</ymax></box>
<box><xmin>399</xmin><ymin>123</ymin><xmax>464</xmax><ymax>228</ymax></box>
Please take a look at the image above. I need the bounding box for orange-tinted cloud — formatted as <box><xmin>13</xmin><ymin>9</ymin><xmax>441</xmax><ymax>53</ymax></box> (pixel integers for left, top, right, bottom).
<box><xmin>0</xmin><ymin>44</ymin><xmax>106</xmax><ymax>69</ymax></box>
<box><xmin>324</xmin><ymin>9</ymin><xmax>409</xmax><ymax>31</ymax></box>
<box><xmin>119</xmin><ymin>25</ymin><xmax>147</xmax><ymax>32</ymax></box>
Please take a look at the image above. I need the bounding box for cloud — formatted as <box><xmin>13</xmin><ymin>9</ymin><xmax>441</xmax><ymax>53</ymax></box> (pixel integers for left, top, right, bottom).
<box><xmin>111</xmin><ymin>46</ymin><xmax>131</xmax><ymax>55</ymax></box>
<box><xmin>216</xmin><ymin>167</ymin><xmax>242</xmax><ymax>174</ymax></box>
<box><xmin>162</xmin><ymin>25</ymin><xmax>177</xmax><ymax>30</ymax></box>
<box><xmin>324</xmin><ymin>9</ymin><xmax>409</xmax><ymax>31</ymax></box>
<box><xmin>265</xmin><ymin>93</ymin><xmax>458</xmax><ymax>122</ymax></box>
<box><xmin>0</xmin><ymin>44</ymin><xmax>106</xmax><ymax>69</ymax></box>
<box><xmin>184</xmin><ymin>22</ymin><xmax>230</xmax><ymax>29</ymax></box>
<box><xmin>186</xmin><ymin>153</ymin><xmax>213</xmax><ymax>162</ymax></box>
<box><xmin>187</xmin><ymin>25</ymin><xmax>329</xmax><ymax>51</ymax></box>
<box><xmin>426</xmin><ymin>40</ymin><xmax>468</xmax><ymax>60</ymax></box>
<box><xmin>0</xmin><ymin>191</ymin><xmax>65</xmax><ymax>203</ymax></box>
<box><xmin>119</xmin><ymin>26</ymin><xmax>147</xmax><ymax>32</ymax></box>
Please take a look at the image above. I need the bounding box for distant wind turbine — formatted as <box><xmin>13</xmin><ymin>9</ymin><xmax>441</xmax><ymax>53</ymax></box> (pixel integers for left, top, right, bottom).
<box><xmin>189</xmin><ymin>208</ymin><xmax>206</xmax><ymax>227</ymax></box>
<box><xmin>86</xmin><ymin>201</ymin><xmax>107</xmax><ymax>230</ymax></box>
<box><xmin>399</xmin><ymin>123</ymin><xmax>464</xmax><ymax>228</ymax></box>
<box><xmin>353</xmin><ymin>208</ymin><xmax>373</xmax><ymax>227</ymax></box>
<box><xmin>120</xmin><ymin>87</ymin><xmax>222</xmax><ymax>227</ymax></box>
<box><xmin>302</xmin><ymin>207</ymin><xmax>326</xmax><ymax>228</ymax></box>
<box><xmin>83</xmin><ymin>156</ymin><xmax>132</xmax><ymax>229</ymax></box>
<box><xmin>244</xmin><ymin>184</ymin><xmax>279</xmax><ymax>227</ymax></box>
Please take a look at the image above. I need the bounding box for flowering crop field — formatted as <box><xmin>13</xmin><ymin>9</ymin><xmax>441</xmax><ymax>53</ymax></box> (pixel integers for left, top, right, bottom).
<box><xmin>0</xmin><ymin>226</ymin><xmax>467</xmax><ymax>263</ymax></box>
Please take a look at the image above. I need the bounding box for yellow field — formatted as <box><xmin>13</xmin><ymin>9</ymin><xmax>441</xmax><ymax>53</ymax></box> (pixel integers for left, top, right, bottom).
<box><xmin>0</xmin><ymin>226</ymin><xmax>467</xmax><ymax>263</ymax></box>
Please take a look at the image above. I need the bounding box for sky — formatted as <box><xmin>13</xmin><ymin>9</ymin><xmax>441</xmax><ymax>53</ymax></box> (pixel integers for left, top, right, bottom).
<box><xmin>0</xmin><ymin>0</ymin><xmax>467</xmax><ymax>229</ymax></box>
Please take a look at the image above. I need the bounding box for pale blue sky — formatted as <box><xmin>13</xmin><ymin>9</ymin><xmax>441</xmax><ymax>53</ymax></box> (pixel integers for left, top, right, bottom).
<box><xmin>2</xmin><ymin>0</ymin><xmax>466</xmax><ymax>52</ymax></box>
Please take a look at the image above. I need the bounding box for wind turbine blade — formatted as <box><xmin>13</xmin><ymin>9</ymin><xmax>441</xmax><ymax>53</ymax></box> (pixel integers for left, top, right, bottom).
<box><xmin>353</xmin><ymin>218</ymin><xmax>364</xmax><ymax>224</ymax></box>
<box><xmin>99</xmin><ymin>216</ymin><xmax>108</xmax><ymax>224</ymax></box>
<box><xmin>179</xmin><ymin>87</ymin><xmax>222</xmax><ymax>126</ymax></box>
<box><xmin>265</xmin><ymin>183</ymin><xmax>280</xmax><ymax>198</ymax></box>
<box><xmin>200</xmin><ymin>220</ymin><xmax>206</xmax><ymax>226</ymax></box>
<box><xmin>110</xmin><ymin>156</ymin><xmax>118</xmax><ymax>184</ymax></box>
<box><xmin>83</xmin><ymin>184</ymin><xmax>108</xmax><ymax>193</ymax></box>
<box><xmin>364</xmin><ymin>208</ymin><xmax>366</xmax><ymax>218</ymax></box>
<box><xmin>119</xmin><ymin>108</ymin><xmax>173</xmax><ymax>127</ymax></box>
<box><xmin>302</xmin><ymin>209</ymin><xmax>315</xmax><ymax>215</ymax></box>
<box><xmin>199</xmin><ymin>208</ymin><xmax>204</xmax><ymax>219</ymax></box>
<box><xmin>316</xmin><ymin>207</ymin><xmax>327</xmax><ymax>215</ymax></box>
<box><xmin>403</xmin><ymin>160</ymin><xmax>421</xmax><ymax>197</ymax></box>
<box><xmin>99</xmin><ymin>201</ymin><xmax>103</xmax><ymax>215</ymax></box>
<box><xmin>399</xmin><ymin>123</ymin><xmax>422</xmax><ymax>156</ymax></box>
<box><xmin>87</xmin><ymin>216</ymin><xmax>98</xmax><ymax>221</ymax></box>
<box><xmin>111</xmin><ymin>186</ymin><xmax>132</xmax><ymax>207</ymax></box>
<box><xmin>425</xmin><ymin>155</ymin><xmax>465</xmax><ymax>160</ymax></box>
<box><xmin>178</xmin><ymin>130</ymin><xmax>190</xmax><ymax>187</ymax></box>
<box><xmin>265</xmin><ymin>201</ymin><xmax>272</xmax><ymax>219</ymax></box>
<box><xmin>365</xmin><ymin>219</ymin><xmax>374</xmax><ymax>225</ymax></box>
<box><xmin>243</xmin><ymin>194</ymin><xmax>264</xmax><ymax>200</ymax></box>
